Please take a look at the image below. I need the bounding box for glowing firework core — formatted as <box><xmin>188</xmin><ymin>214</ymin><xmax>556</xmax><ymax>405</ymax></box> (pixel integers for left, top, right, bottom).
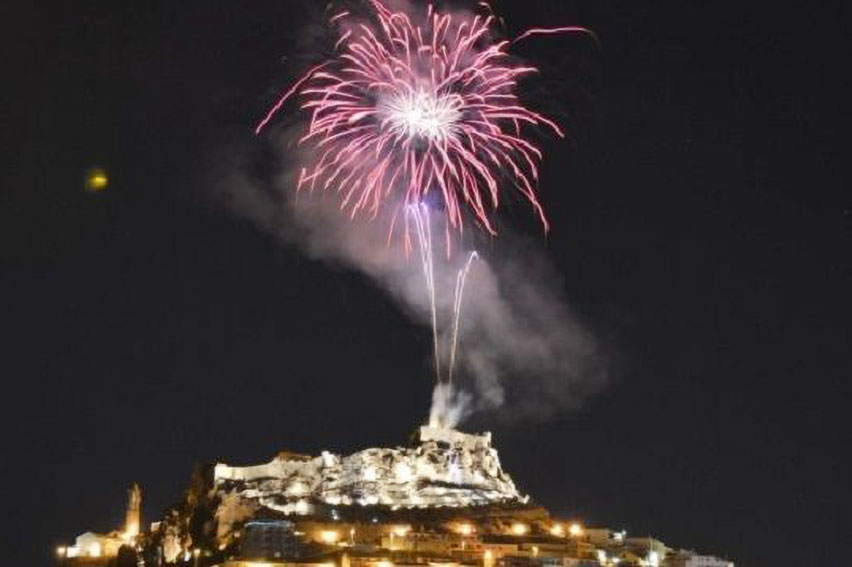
<box><xmin>383</xmin><ymin>90</ymin><xmax>461</xmax><ymax>142</ymax></box>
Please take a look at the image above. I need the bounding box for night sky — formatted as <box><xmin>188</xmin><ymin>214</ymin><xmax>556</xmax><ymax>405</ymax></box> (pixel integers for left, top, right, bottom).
<box><xmin>4</xmin><ymin>2</ymin><xmax>851</xmax><ymax>567</ymax></box>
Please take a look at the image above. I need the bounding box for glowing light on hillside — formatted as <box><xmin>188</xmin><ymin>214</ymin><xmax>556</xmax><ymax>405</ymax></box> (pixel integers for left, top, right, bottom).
<box><xmin>511</xmin><ymin>523</ymin><xmax>528</xmax><ymax>536</ymax></box>
<box><xmin>319</xmin><ymin>530</ymin><xmax>340</xmax><ymax>544</ymax></box>
<box><xmin>391</xmin><ymin>525</ymin><xmax>411</xmax><ymax>537</ymax></box>
<box><xmin>569</xmin><ymin>523</ymin><xmax>584</xmax><ymax>537</ymax></box>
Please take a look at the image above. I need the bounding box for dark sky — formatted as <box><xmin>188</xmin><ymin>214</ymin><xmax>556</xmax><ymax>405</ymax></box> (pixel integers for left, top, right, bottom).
<box><xmin>3</xmin><ymin>1</ymin><xmax>851</xmax><ymax>567</ymax></box>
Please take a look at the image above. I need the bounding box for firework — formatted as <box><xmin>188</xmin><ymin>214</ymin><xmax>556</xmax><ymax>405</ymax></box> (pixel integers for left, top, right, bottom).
<box><xmin>256</xmin><ymin>0</ymin><xmax>593</xmax><ymax>239</ymax></box>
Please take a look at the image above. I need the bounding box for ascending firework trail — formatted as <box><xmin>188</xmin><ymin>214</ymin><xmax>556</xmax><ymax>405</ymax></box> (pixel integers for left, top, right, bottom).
<box><xmin>408</xmin><ymin>204</ymin><xmax>442</xmax><ymax>381</ymax></box>
<box><xmin>449</xmin><ymin>249</ymin><xmax>478</xmax><ymax>387</ymax></box>
<box><xmin>407</xmin><ymin>204</ymin><xmax>478</xmax><ymax>386</ymax></box>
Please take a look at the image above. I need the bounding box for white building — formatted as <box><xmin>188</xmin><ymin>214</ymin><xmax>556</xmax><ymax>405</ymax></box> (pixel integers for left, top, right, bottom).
<box><xmin>64</xmin><ymin>532</ymin><xmax>124</xmax><ymax>558</ymax></box>
<box><xmin>58</xmin><ymin>484</ymin><xmax>142</xmax><ymax>560</ymax></box>
<box><xmin>666</xmin><ymin>550</ymin><xmax>733</xmax><ymax>567</ymax></box>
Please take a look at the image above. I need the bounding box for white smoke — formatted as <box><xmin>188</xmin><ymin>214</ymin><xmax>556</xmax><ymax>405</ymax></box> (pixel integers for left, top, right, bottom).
<box><xmin>219</xmin><ymin>160</ymin><xmax>608</xmax><ymax>427</ymax></box>
<box><xmin>429</xmin><ymin>383</ymin><xmax>473</xmax><ymax>429</ymax></box>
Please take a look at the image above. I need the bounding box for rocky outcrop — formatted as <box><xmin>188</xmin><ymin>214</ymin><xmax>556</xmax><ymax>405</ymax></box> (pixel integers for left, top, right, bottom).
<box><xmin>212</xmin><ymin>426</ymin><xmax>525</xmax><ymax>520</ymax></box>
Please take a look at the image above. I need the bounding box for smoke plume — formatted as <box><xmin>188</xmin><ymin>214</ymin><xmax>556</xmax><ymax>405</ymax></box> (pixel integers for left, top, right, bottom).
<box><xmin>219</xmin><ymin>155</ymin><xmax>608</xmax><ymax>427</ymax></box>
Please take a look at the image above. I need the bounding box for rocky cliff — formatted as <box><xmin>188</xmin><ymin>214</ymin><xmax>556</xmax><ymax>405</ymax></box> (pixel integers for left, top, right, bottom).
<box><xmin>212</xmin><ymin>426</ymin><xmax>525</xmax><ymax>530</ymax></box>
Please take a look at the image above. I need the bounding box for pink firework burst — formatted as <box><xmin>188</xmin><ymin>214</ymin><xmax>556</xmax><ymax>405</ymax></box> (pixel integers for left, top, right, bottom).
<box><xmin>256</xmin><ymin>0</ymin><xmax>594</xmax><ymax>239</ymax></box>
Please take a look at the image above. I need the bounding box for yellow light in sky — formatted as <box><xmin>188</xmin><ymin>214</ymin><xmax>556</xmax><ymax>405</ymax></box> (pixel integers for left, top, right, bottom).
<box><xmin>85</xmin><ymin>167</ymin><xmax>109</xmax><ymax>192</ymax></box>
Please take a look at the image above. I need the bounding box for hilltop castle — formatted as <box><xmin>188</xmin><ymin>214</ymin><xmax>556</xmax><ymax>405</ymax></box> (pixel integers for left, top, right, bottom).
<box><xmin>56</xmin><ymin>428</ymin><xmax>733</xmax><ymax>567</ymax></box>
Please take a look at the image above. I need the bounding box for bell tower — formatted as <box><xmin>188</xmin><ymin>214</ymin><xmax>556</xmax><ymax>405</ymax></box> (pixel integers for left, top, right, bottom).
<box><xmin>124</xmin><ymin>483</ymin><xmax>141</xmax><ymax>537</ymax></box>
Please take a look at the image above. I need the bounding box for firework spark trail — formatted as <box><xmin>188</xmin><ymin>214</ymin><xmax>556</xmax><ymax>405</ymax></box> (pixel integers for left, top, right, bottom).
<box><xmin>512</xmin><ymin>26</ymin><xmax>600</xmax><ymax>47</ymax></box>
<box><xmin>448</xmin><ymin>251</ymin><xmax>478</xmax><ymax>387</ymax></box>
<box><xmin>254</xmin><ymin>62</ymin><xmax>329</xmax><ymax>136</ymax></box>
<box><xmin>408</xmin><ymin>204</ymin><xmax>441</xmax><ymax>382</ymax></box>
<box><xmin>256</xmin><ymin>0</ymin><xmax>594</xmax><ymax>241</ymax></box>
<box><xmin>408</xmin><ymin>203</ymin><xmax>478</xmax><ymax>390</ymax></box>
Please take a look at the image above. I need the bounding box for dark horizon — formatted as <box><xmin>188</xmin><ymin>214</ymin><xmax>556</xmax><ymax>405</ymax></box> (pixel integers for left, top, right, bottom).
<box><xmin>3</xmin><ymin>1</ymin><xmax>850</xmax><ymax>567</ymax></box>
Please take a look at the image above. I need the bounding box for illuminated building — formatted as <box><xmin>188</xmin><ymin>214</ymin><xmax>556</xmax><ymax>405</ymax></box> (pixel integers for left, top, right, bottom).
<box><xmin>665</xmin><ymin>551</ymin><xmax>734</xmax><ymax>567</ymax></box>
<box><xmin>57</xmin><ymin>483</ymin><xmax>143</xmax><ymax>564</ymax></box>
<box><xmin>623</xmin><ymin>537</ymin><xmax>670</xmax><ymax>566</ymax></box>
<box><xmin>241</xmin><ymin>520</ymin><xmax>302</xmax><ymax>561</ymax></box>
<box><xmin>585</xmin><ymin>529</ymin><xmax>625</xmax><ymax>548</ymax></box>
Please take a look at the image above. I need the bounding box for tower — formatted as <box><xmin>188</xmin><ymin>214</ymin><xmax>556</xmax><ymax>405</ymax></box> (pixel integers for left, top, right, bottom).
<box><xmin>125</xmin><ymin>483</ymin><xmax>141</xmax><ymax>537</ymax></box>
